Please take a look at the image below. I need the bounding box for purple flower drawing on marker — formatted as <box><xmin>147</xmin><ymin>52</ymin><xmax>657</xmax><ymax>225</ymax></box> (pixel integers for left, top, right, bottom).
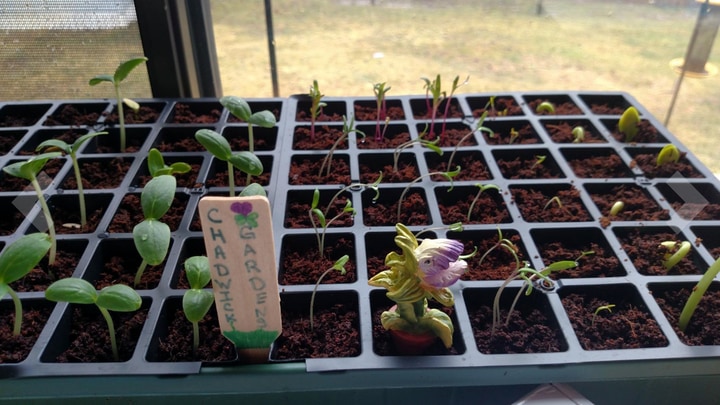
<box><xmin>231</xmin><ymin>201</ymin><xmax>259</xmax><ymax>229</ymax></box>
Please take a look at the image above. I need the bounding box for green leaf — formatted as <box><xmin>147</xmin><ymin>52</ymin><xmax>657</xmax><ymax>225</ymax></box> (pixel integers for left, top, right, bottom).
<box><xmin>311</xmin><ymin>188</ymin><xmax>320</xmax><ymax>209</ymax></box>
<box><xmin>183</xmin><ymin>289</ymin><xmax>215</xmax><ymax>323</ymax></box>
<box><xmin>228</xmin><ymin>151</ymin><xmax>263</xmax><ymax>176</ymax></box>
<box><xmin>0</xmin><ymin>284</ymin><xmax>9</xmax><ymax>301</ymax></box>
<box><xmin>2</xmin><ymin>152</ymin><xmax>63</xmax><ymax>181</ymax></box>
<box><xmin>185</xmin><ymin>256</ymin><xmax>211</xmax><ymax>289</ymax></box>
<box><xmin>96</xmin><ymin>284</ymin><xmax>142</xmax><ymax>312</ymax></box>
<box><xmin>114</xmin><ymin>57</ymin><xmax>148</xmax><ymax>83</ymax></box>
<box><xmin>239</xmin><ymin>183</ymin><xmax>267</xmax><ymax>197</ymax></box>
<box><xmin>141</xmin><ymin>175</ymin><xmax>176</xmax><ymax>219</ymax></box>
<box><xmin>657</xmin><ymin>144</ymin><xmax>681</xmax><ymax>166</ymax></box>
<box><xmin>169</xmin><ymin>162</ymin><xmax>192</xmax><ymax>174</ymax></box>
<box><xmin>147</xmin><ymin>148</ymin><xmax>166</xmax><ymax>178</ymax></box>
<box><xmin>195</xmin><ymin>129</ymin><xmax>232</xmax><ymax>160</ymax></box>
<box><xmin>0</xmin><ymin>233</ymin><xmax>52</xmax><ymax>284</ymax></box>
<box><xmin>89</xmin><ymin>74</ymin><xmax>114</xmax><ymax>86</ymax></box>
<box><xmin>71</xmin><ymin>131</ymin><xmax>107</xmax><ymax>154</ymax></box>
<box><xmin>220</xmin><ymin>96</ymin><xmax>252</xmax><ymax>122</ymax></box>
<box><xmin>133</xmin><ymin>220</ymin><xmax>171</xmax><ymax>265</ymax></box>
<box><xmin>248</xmin><ymin>110</ymin><xmax>276</xmax><ymax>128</ymax></box>
<box><xmin>36</xmin><ymin>139</ymin><xmax>71</xmax><ymax>154</ymax></box>
<box><xmin>312</xmin><ymin>208</ymin><xmax>326</xmax><ymax>229</ymax></box>
<box><xmin>618</xmin><ymin>106</ymin><xmax>640</xmax><ymax>142</ymax></box>
<box><xmin>420</xmin><ymin>308</ymin><xmax>454</xmax><ymax>348</ymax></box>
<box><xmin>45</xmin><ymin>278</ymin><xmax>97</xmax><ymax>304</ymax></box>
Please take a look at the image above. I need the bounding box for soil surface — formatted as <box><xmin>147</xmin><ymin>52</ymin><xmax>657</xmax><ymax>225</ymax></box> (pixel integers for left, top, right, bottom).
<box><xmin>528</xmin><ymin>99</ymin><xmax>582</xmax><ymax>115</ymax></box>
<box><xmin>631</xmin><ymin>152</ymin><xmax>702</xmax><ymax>179</ymax></box>
<box><xmin>544</xmin><ymin>122</ymin><xmax>606</xmax><ymax>143</ymax></box>
<box><xmin>0</xmin><ymin>304</ymin><xmax>52</xmax><ymax>363</ymax></box>
<box><xmin>567</xmin><ymin>153</ymin><xmax>631</xmax><ymax>178</ymax></box>
<box><xmin>511</xmin><ymin>187</ymin><xmax>591</xmax><ymax>222</ymax></box>
<box><xmin>156</xmin><ymin>305</ymin><xmax>237</xmax><ymax>362</ymax></box>
<box><xmin>653</xmin><ymin>287</ymin><xmax>720</xmax><ymax>345</ymax></box>
<box><xmin>590</xmin><ymin>184</ymin><xmax>670</xmax><ymax>224</ymax></box>
<box><xmin>617</xmin><ymin>229</ymin><xmax>704</xmax><ymax>276</ymax></box>
<box><xmin>363</xmin><ymin>191</ymin><xmax>429</xmax><ymax>226</ymax></box>
<box><xmin>279</xmin><ymin>236</ymin><xmax>356</xmax><ymax>285</ymax></box>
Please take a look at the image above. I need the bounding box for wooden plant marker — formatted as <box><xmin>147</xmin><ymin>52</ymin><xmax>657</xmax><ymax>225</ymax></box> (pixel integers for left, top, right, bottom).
<box><xmin>198</xmin><ymin>195</ymin><xmax>281</xmax><ymax>363</ymax></box>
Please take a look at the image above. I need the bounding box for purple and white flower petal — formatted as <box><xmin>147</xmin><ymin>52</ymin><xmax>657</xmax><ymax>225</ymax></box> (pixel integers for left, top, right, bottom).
<box><xmin>414</xmin><ymin>238</ymin><xmax>467</xmax><ymax>288</ymax></box>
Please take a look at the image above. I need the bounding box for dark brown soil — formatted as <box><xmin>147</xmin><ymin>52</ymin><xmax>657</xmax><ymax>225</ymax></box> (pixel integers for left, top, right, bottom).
<box><xmin>108</xmin><ymin>194</ymin><xmax>186</xmax><ymax>233</ymax></box>
<box><xmin>272</xmin><ymin>301</ymin><xmax>360</xmax><ymax>360</ymax></box>
<box><xmin>567</xmin><ymin>153</ymin><xmax>631</xmax><ymax>178</ymax></box>
<box><xmin>544</xmin><ymin>122</ymin><xmax>605</xmax><ymax>143</ymax></box>
<box><xmin>292</xmin><ymin>126</ymin><xmax>346</xmax><ymax>150</ymax></box>
<box><xmin>134</xmin><ymin>163</ymin><xmax>203</xmax><ymax>189</ymax></box>
<box><xmin>43</xmin><ymin>104</ymin><xmax>102</xmax><ymax>126</ymax></box>
<box><xmin>427</xmin><ymin>153</ymin><xmax>491</xmax><ymax>181</ymax></box>
<box><xmin>0</xmin><ymin>304</ymin><xmax>52</xmax><ymax>363</ymax></box>
<box><xmin>60</xmin><ymin>157</ymin><xmax>132</xmax><ymax>189</ymax></box>
<box><xmin>631</xmin><ymin>152</ymin><xmax>702</xmax><ymax>179</ymax></box>
<box><xmin>205</xmin><ymin>164</ymin><xmax>271</xmax><ymax>188</ymax></box>
<box><xmin>92</xmin><ymin>249</ymin><xmax>166</xmax><ymax>290</ymax></box>
<box><xmin>363</xmin><ymin>191</ymin><xmax>429</xmax><ymax>226</ymax></box>
<box><xmin>511</xmin><ymin>187</ymin><xmax>591</xmax><ymax>222</ymax></box>
<box><xmin>497</xmin><ymin>155</ymin><xmax>563</xmax><ymax>179</ymax></box>
<box><xmin>653</xmin><ymin>286</ymin><xmax>720</xmax><ymax>345</ymax></box>
<box><xmin>482</xmin><ymin>123</ymin><xmax>539</xmax><ymax>145</ymax></box>
<box><xmin>671</xmin><ymin>201</ymin><xmax>720</xmax><ymax>221</ymax></box>
<box><xmin>170</xmin><ymin>103</ymin><xmax>221</xmax><ymax>124</ymax></box>
<box><xmin>428</xmin><ymin>127</ymin><xmax>478</xmax><ymax>148</ymax></box>
<box><xmin>9</xmin><ymin>247</ymin><xmax>81</xmax><ymax>292</ymax></box>
<box><xmin>412</xmin><ymin>100</ymin><xmax>464</xmax><ymax>120</ymax></box>
<box><xmin>562</xmin><ymin>292</ymin><xmax>668</xmax><ymax>350</ymax></box>
<box><xmin>279</xmin><ymin>236</ymin><xmax>356</xmax><ymax>285</ymax></box>
<box><xmin>437</xmin><ymin>189</ymin><xmax>510</xmax><ymax>225</ymax></box>
<box><xmin>359</xmin><ymin>160</ymin><xmax>418</xmax><ymax>183</ymax></box>
<box><xmin>471</xmin><ymin>97</ymin><xmax>523</xmax><ymax>117</ymax></box>
<box><xmin>537</xmin><ymin>241</ymin><xmax>625</xmax><ymax>278</ymax></box>
<box><xmin>611</xmin><ymin>120</ymin><xmax>661</xmax><ymax>143</ymax></box>
<box><xmin>528</xmin><ymin>99</ymin><xmax>582</xmax><ymax>115</ymax></box>
<box><xmin>459</xmin><ymin>232</ymin><xmax>527</xmax><ymax>281</ymax></box>
<box><xmin>49</xmin><ymin>199</ymin><xmax>107</xmax><ymax>234</ymax></box>
<box><xmin>0</xmin><ymin>132</ymin><xmax>24</xmax><ymax>155</ymax></box>
<box><xmin>353</xmin><ymin>103</ymin><xmax>405</xmax><ymax>121</ymax></box>
<box><xmin>588</xmin><ymin>104</ymin><xmax>626</xmax><ymax>115</ymax></box>
<box><xmin>589</xmin><ymin>184</ymin><xmax>670</xmax><ymax>223</ymax></box>
<box><xmin>54</xmin><ymin>305</ymin><xmax>147</xmax><ymax>363</ymax></box>
<box><xmin>356</xmin><ymin>130</ymin><xmax>411</xmax><ymax>149</ymax></box>
<box><xmin>284</xmin><ymin>195</ymin><xmax>355</xmax><ymax>228</ymax></box>
<box><xmin>295</xmin><ymin>110</ymin><xmax>344</xmax><ymax>122</ymax></box>
<box><xmin>289</xmin><ymin>156</ymin><xmax>350</xmax><ymax>185</ymax></box>
<box><xmin>104</xmin><ymin>105</ymin><xmax>161</xmax><ymax>124</ymax></box>
<box><xmin>617</xmin><ymin>229</ymin><xmax>704</xmax><ymax>276</ymax></box>
<box><xmin>156</xmin><ymin>305</ymin><xmax>237</xmax><ymax>362</ymax></box>
<box><xmin>468</xmin><ymin>294</ymin><xmax>565</xmax><ymax>354</ymax></box>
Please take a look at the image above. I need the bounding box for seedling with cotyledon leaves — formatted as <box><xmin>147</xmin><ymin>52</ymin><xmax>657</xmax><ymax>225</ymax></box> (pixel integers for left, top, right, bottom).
<box><xmin>45</xmin><ymin>277</ymin><xmax>142</xmax><ymax>361</ymax></box>
<box><xmin>181</xmin><ymin>256</ymin><xmax>214</xmax><ymax>356</ymax></box>
<box><xmin>397</xmin><ymin>166</ymin><xmax>461</xmax><ymax>222</ymax></box>
<box><xmin>89</xmin><ymin>56</ymin><xmax>148</xmax><ymax>152</ymax></box>
<box><xmin>194</xmin><ymin>129</ymin><xmax>264</xmax><ymax>197</ymax></box>
<box><xmin>373</xmin><ymin>82</ymin><xmax>391</xmax><ymax>142</ymax></box>
<box><xmin>310</xmin><ymin>255</ymin><xmax>350</xmax><ymax>332</ymax></box>
<box><xmin>421</xmin><ymin>74</ymin><xmax>469</xmax><ymax>142</ymax></box>
<box><xmin>319</xmin><ymin>115</ymin><xmax>365</xmax><ymax>178</ymax></box>
<box><xmin>392</xmin><ymin>124</ymin><xmax>442</xmax><ymax>173</ymax></box>
<box><xmin>467</xmin><ymin>183</ymin><xmax>501</xmax><ymax>222</ymax></box>
<box><xmin>0</xmin><ymin>233</ymin><xmax>52</xmax><ymax>336</ymax></box>
<box><xmin>2</xmin><ymin>152</ymin><xmax>62</xmax><ymax>266</ymax></box>
<box><xmin>36</xmin><ymin>131</ymin><xmax>108</xmax><ymax>229</ymax></box>
<box><xmin>618</xmin><ymin>106</ymin><xmax>640</xmax><ymax>142</ymax></box>
<box><xmin>678</xmin><ymin>257</ymin><xmax>720</xmax><ymax>332</ymax></box>
<box><xmin>147</xmin><ymin>147</ymin><xmax>191</xmax><ymax>178</ymax></box>
<box><xmin>308</xmin><ymin>80</ymin><xmax>326</xmax><ymax>142</ymax></box>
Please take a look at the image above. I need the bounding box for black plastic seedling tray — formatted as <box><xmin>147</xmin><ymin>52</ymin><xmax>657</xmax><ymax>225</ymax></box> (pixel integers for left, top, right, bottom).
<box><xmin>0</xmin><ymin>92</ymin><xmax>719</xmax><ymax>382</ymax></box>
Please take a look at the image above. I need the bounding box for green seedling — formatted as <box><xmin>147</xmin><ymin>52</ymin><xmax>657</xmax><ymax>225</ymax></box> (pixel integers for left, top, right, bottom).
<box><xmin>421</xmin><ymin>74</ymin><xmax>469</xmax><ymax>142</ymax></box>
<box><xmin>536</xmin><ymin>101</ymin><xmax>555</xmax><ymax>115</ymax></box>
<box><xmin>45</xmin><ymin>278</ymin><xmax>141</xmax><ymax>361</ymax></box>
<box><xmin>678</xmin><ymin>257</ymin><xmax>720</xmax><ymax>332</ymax></box>
<box><xmin>413</xmin><ymin>222</ymin><xmax>464</xmax><ymax>239</ymax></box>
<box><xmin>591</xmin><ymin>304</ymin><xmax>616</xmax><ymax>327</ymax></box>
<box><xmin>319</xmin><ymin>115</ymin><xmax>365</xmax><ymax>178</ymax></box>
<box><xmin>610</xmin><ymin>200</ymin><xmax>625</xmax><ymax>216</ymax></box>
<box><xmin>445</xmin><ymin>111</ymin><xmax>492</xmax><ymax>170</ymax></box>
<box><xmin>392</xmin><ymin>124</ymin><xmax>442</xmax><ymax>173</ymax></box>
<box><xmin>373</xmin><ymin>82</ymin><xmax>391</xmax><ymax>142</ymax></box>
<box><xmin>36</xmin><ymin>131</ymin><xmax>107</xmax><ymax>229</ymax></box>
<box><xmin>132</xmin><ymin>175</ymin><xmax>176</xmax><ymax>287</ymax></box>
<box><xmin>89</xmin><ymin>56</ymin><xmax>148</xmax><ymax>152</ymax></box>
<box><xmin>659</xmin><ymin>240</ymin><xmax>692</xmax><ymax>271</ymax></box>
<box><xmin>543</xmin><ymin>195</ymin><xmax>569</xmax><ymax>214</ymax></box>
<box><xmin>397</xmin><ymin>166</ymin><xmax>461</xmax><ymax>222</ymax></box>
<box><xmin>0</xmin><ymin>233</ymin><xmax>52</xmax><ymax>336</ymax></box>
<box><xmin>656</xmin><ymin>144</ymin><xmax>681</xmax><ymax>167</ymax></box>
<box><xmin>571</xmin><ymin>126</ymin><xmax>585</xmax><ymax>143</ymax></box>
<box><xmin>492</xmin><ymin>259</ymin><xmax>578</xmax><ymax>334</ymax></box>
<box><xmin>310</xmin><ymin>255</ymin><xmax>349</xmax><ymax>332</ymax></box>
<box><xmin>308</xmin><ymin>80</ymin><xmax>326</xmax><ymax>142</ymax></box>
<box><xmin>3</xmin><ymin>152</ymin><xmax>62</xmax><ymax>266</ymax></box>
<box><xmin>194</xmin><ymin>129</ymin><xmax>263</xmax><ymax>197</ymax></box>
<box><xmin>147</xmin><ymin>147</ymin><xmax>191</xmax><ymax>178</ymax></box>
<box><xmin>508</xmin><ymin>128</ymin><xmax>520</xmax><ymax>144</ymax></box>
<box><xmin>618</xmin><ymin>106</ymin><xmax>640</xmax><ymax>142</ymax></box>
<box><xmin>485</xmin><ymin>96</ymin><xmax>508</xmax><ymax>117</ymax></box>
<box><xmin>478</xmin><ymin>228</ymin><xmax>522</xmax><ymax>272</ymax></box>
<box><xmin>530</xmin><ymin>155</ymin><xmax>546</xmax><ymax>170</ymax></box>
<box><xmin>220</xmin><ymin>96</ymin><xmax>277</xmax><ymax>184</ymax></box>
<box><xmin>467</xmin><ymin>183</ymin><xmax>501</xmax><ymax>222</ymax></box>
<box><xmin>182</xmin><ymin>256</ymin><xmax>214</xmax><ymax>356</ymax></box>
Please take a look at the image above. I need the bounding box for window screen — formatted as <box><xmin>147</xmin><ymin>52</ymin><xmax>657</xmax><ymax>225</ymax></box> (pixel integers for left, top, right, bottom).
<box><xmin>0</xmin><ymin>0</ymin><xmax>151</xmax><ymax>101</ymax></box>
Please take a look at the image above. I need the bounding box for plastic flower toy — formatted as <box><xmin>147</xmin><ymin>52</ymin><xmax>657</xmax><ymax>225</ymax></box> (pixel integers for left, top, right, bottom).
<box><xmin>368</xmin><ymin>223</ymin><xmax>469</xmax><ymax>351</ymax></box>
